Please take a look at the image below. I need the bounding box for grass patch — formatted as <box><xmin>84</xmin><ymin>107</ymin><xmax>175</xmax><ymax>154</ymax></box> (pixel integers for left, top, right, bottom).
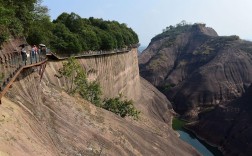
<box><xmin>172</xmin><ymin>118</ymin><xmax>187</xmax><ymax>130</ymax></box>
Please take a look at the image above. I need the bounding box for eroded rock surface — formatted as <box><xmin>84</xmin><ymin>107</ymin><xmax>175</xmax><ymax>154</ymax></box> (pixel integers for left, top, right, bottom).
<box><xmin>0</xmin><ymin>71</ymin><xmax>198</xmax><ymax>156</ymax></box>
<box><xmin>0</xmin><ymin>40</ymin><xmax>199</xmax><ymax>155</ymax></box>
<box><xmin>186</xmin><ymin>85</ymin><xmax>252</xmax><ymax>156</ymax></box>
<box><xmin>139</xmin><ymin>23</ymin><xmax>252</xmax><ymax>155</ymax></box>
<box><xmin>139</xmin><ymin>24</ymin><xmax>252</xmax><ymax>117</ymax></box>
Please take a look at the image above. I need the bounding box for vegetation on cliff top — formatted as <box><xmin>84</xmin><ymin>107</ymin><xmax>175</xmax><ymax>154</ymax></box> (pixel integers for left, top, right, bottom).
<box><xmin>51</xmin><ymin>13</ymin><xmax>139</xmax><ymax>52</ymax></box>
<box><xmin>0</xmin><ymin>0</ymin><xmax>42</xmax><ymax>45</ymax></box>
<box><xmin>0</xmin><ymin>0</ymin><xmax>139</xmax><ymax>52</ymax></box>
<box><xmin>151</xmin><ymin>21</ymin><xmax>192</xmax><ymax>43</ymax></box>
<box><xmin>151</xmin><ymin>21</ymin><xmax>240</xmax><ymax>49</ymax></box>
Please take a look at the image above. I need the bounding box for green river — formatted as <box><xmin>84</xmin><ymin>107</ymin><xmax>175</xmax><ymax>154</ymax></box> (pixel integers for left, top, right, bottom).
<box><xmin>172</xmin><ymin>118</ymin><xmax>223</xmax><ymax>156</ymax></box>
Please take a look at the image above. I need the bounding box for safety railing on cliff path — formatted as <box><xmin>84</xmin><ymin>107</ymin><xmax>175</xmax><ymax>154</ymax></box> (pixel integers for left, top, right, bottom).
<box><xmin>0</xmin><ymin>48</ymin><xmax>47</xmax><ymax>104</ymax></box>
<box><xmin>49</xmin><ymin>44</ymin><xmax>139</xmax><ymax>60</ymax></box>
<box><xmin>0</xmin><ymin>43</ymin><xmax>139</xmax><ymax>103</ymax></box>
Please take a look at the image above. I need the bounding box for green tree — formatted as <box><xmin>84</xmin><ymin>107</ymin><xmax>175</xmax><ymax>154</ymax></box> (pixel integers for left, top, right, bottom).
<box><xmin>0</xmin><ymin>0</ymin><xmax>51</xmax><ymax>46</ymax></box>
<box><xmin>99</xmin><ymin>31</ymin><xmax>115</xmax><ymax>50</ymax></box>
<box><xmin>1</xmin><ymin>3</ymin><xmax>140</xmax><ymax>51</ymax></box>
<box><xmin>26</xmin><ymin>0</ymin><xmax>53</xmax><ymax>45</ymax></box>
<box><xmin>74</xmin><ymin>69</ymin><xmax>89</xmax><ymax>97</ymax></box>
<box><xmin>58</xmin><ymin>56</ymin><xmax>81</xmax><ymax>93</ymax></box>
<box><xmin>27</xmin><ymin>17</ymin><xmax>54</xmax><ymax>46</ymax></box>
<box><xmin>86</xmin><ymin>81</ymin><xmax>102</xmax><ymax>106</ymax></box>
<box><xmin>58</xmin><ymin>57</ymin><xmax>102</xmax><ymax>105</ymax></box>
<box><xmin>32</xmin><ymin>0</ymin><xmax>49</xmax><ymax>21</ymax></box>
<box><xmin>0</xmin><ymin>4</ymin><xmax>23</xmax><ymax>43</ymax></box>
<box><xmin>51</xmin><ymin>23</ymin><xmax>82</xmax><ymax>53</ymax></box>
<box><xmin>54</xmin><ymin>12</ymin><xmax>84</xmax><ymax>33</ymax></box>
<box><xmin>102</xmin><ymin>94</ymin><xmax>140</xmax><ymax>119</ymax></box>
<box><xmin>79</xmin><ymin>28</ymin><xmax>100</xmax><ymax>51</ymax></box>
<box><xmin>51</xmin><ymin>12</ymin><xmax>139</xmax><ymax>52</ymax></box>
<box><xmin>58</xmin><ymin>57</ymin><xmax>140</xmax><ymax>119</ymax></box>
<box><xmin>11</xmin><ymin>0</ymin><xmax>37</xmax><ymax>36</ymax></box>
<box><xmin>53</xmin><ymin>12</ymin><xmax>69</xmax><ymax>24</ymax></box>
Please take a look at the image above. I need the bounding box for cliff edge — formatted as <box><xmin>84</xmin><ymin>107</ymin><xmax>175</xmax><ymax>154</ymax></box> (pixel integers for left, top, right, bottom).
<box><xmin>0</xmin><ymin>39</ymin><xmax>199</xmax><ymax>155</ymax></box>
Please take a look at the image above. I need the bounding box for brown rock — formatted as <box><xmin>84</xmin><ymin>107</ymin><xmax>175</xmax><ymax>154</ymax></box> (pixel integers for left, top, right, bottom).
<box><xmin>0</xmin><ymin>39</ymin><xmax>199</xmax><ymax>156</ymax></box>
<box><xmin>139</xmin><ymin>23</ymin><xmax>252</xmax><ymax>117</ymax></box>
<box><xmin>0</xmin><ymin>71</ymin><xmax>199</xmax><ymax>156</ymax></box>
<box><xmin>139</xmin><ymin>23</ymin><xmax>252</xmax><ymax>155</ymax></box>
<box><xmin>186</xmin><ymin>85</ymin><xmax>252</xmax><ymax>156</ymax></box>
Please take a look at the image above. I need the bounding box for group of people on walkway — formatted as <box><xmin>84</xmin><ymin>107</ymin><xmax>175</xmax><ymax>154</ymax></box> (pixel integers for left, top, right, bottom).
<box><xmin>20</xmin><ymin>44</ymin><xmax>46</xmax><ymax>65</ymax></box>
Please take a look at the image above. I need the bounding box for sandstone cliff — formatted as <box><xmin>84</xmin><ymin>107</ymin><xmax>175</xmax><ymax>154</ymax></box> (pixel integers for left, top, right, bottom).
<box><xmin>139</xmin><ymin>23</ymin><xmax>252</xmax><ymax>155</ymax></box>
<box><xmin>0</xmin><ymin>40</ymin><xmax>199</xmax><ymax>155</ymax></box>
<box><xmin>186</xmin><ymin>85</ymin><xmax>252</xmax><ymax>156</ymax></box>
<box><xmin>139</xmin><ymin>24</ymin><xmax>252</xmax><ymax>117</ymax></box>
<box><xmin>45</xmin><ymin>49</ymin><xmax>141</xmax><ymax>102</ymax></box>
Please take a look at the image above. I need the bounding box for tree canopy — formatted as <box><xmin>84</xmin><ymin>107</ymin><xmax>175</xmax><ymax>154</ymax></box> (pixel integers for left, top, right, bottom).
<box><xmin>0</xmin><ymin>1</ymin><xmax>139</xmax><ymax>52</ymax></box>
<box><xmin>52</xmin><ymin>12</ymin><xmax>139</xmax><ymax>53</ymax></box>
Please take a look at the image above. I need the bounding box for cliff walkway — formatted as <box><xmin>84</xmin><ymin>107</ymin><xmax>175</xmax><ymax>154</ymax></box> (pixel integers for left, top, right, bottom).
<box><xmin>0</xmin><ymin>50</ymin><xmax>47</xmax><ymax>103</ymax></box>
<box><xmin>0</xmin><ymin>44</ymin><xmax>138</xmax><ymax>103</ymax></box>
<box><xmin>48</xmin><ymin>44</ymin><xmax>138</xmax><ymax>60</ymax></box>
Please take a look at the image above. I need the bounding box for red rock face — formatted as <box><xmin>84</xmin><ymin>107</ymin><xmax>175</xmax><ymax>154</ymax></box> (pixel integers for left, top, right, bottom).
<box><xmin>0</xmin><ymin>67</ymin><xmax>199</xmax><ymax>156</ymax></box>
<box><xmin>0</xmin><ymin>39</ymin><xmax>200</xmax><ymax>155</ymax></box>
<box><xmin>186</xmin><ymin>85</ymin><xmax>252</xmax><ymax>156</ymax></box>
<box><xmin>139</xmin><ymin>24</ymin><xmax>252</xmax><ymax>117</ymax></box>
<box><xmin>139</xmin><ymin>23</ymin><xmax>252</xmax><ymax>155</ymax></box>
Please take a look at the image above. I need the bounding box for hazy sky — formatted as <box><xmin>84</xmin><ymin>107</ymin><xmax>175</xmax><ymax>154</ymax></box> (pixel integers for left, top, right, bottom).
<box><xmin>42</xmin><ymin>0</ymin><xmax>252</xmax><ymax>46</ymax></box>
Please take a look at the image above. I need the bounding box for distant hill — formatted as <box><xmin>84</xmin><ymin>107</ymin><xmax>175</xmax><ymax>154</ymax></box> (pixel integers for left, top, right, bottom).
<box><xmin>139</xmin><ymin>22</ymin><xmax>252</xmax><ymax>155</ymax></box>
<box><xmin>138</xmin><ymin>46</ymin><xmax>147</xmax><ymax>53</ymax></box>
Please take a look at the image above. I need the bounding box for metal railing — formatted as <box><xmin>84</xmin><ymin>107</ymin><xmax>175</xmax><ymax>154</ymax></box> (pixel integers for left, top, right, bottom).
<box><xmin>50</xmin><ymin>44</ymin><xmax>139</xmax><ymax>60</ymax></box>
<box><xmin>0</xmin><ymin>49</ymin><xmax>47</xmax><ymax>92</ymax></box>
<box><xmin>0</xmin><ymin>43</ymin><xmax>139</xmax><ymax>103</ymax></box>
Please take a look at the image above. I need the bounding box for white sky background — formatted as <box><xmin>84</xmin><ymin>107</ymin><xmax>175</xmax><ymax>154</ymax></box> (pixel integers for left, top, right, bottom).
<box><xmin>42</xmin><ymin>0</ymin><xmax>252</xmax><ymax>46</ymax></box>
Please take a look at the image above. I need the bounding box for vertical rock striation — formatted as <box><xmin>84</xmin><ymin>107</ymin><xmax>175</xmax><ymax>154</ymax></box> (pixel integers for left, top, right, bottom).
<box><xmin>0</xmin><ymin>40</ymin><xmax>200</xmax><ymax>155</ymax></box>
<box><xmin>138</xmin><ymin>23</ymin><xmax>252</xmax><ymax>155</ymax></box>
<box><xmin>45</xmin><ymin>49</ymin><xmax>141</xmax><ymax>102</ymax></box>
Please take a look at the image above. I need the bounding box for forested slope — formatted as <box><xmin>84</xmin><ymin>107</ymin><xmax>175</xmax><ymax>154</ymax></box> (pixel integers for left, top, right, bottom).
<box><xmin>0</xmin><ymin>0</ymin><xmax>138</xmax><ymax>53</ymax></box>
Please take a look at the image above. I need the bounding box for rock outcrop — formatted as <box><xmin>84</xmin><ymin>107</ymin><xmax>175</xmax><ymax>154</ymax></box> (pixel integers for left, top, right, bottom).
<box><xmin>45</xmin><ymin>49</ymin><xmax>141</xmax><ymax>102</ymax></box>
<box><xmin>0</xmin><ymin>40</ymin><xmax>199</xmax><ymax>155</ymax></box>
<box><xmin>139</xmin><ymin>24</ymin><xmax>252</xmax><ymax>117</ymax></box>
<box><xmin>186</xmin><ymin>85</ymin><xmax>252</xmax><ymax>156</ymax></box>
<box><xmin>139</xmin><ymin>23</ymin><xmax>252</xmax><ymax>155</ymax></box>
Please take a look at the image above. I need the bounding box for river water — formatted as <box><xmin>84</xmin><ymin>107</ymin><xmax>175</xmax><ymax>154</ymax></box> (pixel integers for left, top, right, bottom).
<box><xmin>177</xmin><ymin>129</ymin><xmax>223</xmax><ymax>156</ymax></box>
<box><xmin>173</xmin><ymin>118</ymin><xmax>223</xmax><ymax>156</ymax></box>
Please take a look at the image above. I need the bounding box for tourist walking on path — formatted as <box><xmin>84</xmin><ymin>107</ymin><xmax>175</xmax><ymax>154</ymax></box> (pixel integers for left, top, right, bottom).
<box><xmin>31</xmin><ymin>45</ymin><xmax>38</xmax><ymax>63</ymax></box>
<box><xmin>21</xmin><ymin>45</ymin><xmax>27</xmax><ymax>65</ymax></box>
